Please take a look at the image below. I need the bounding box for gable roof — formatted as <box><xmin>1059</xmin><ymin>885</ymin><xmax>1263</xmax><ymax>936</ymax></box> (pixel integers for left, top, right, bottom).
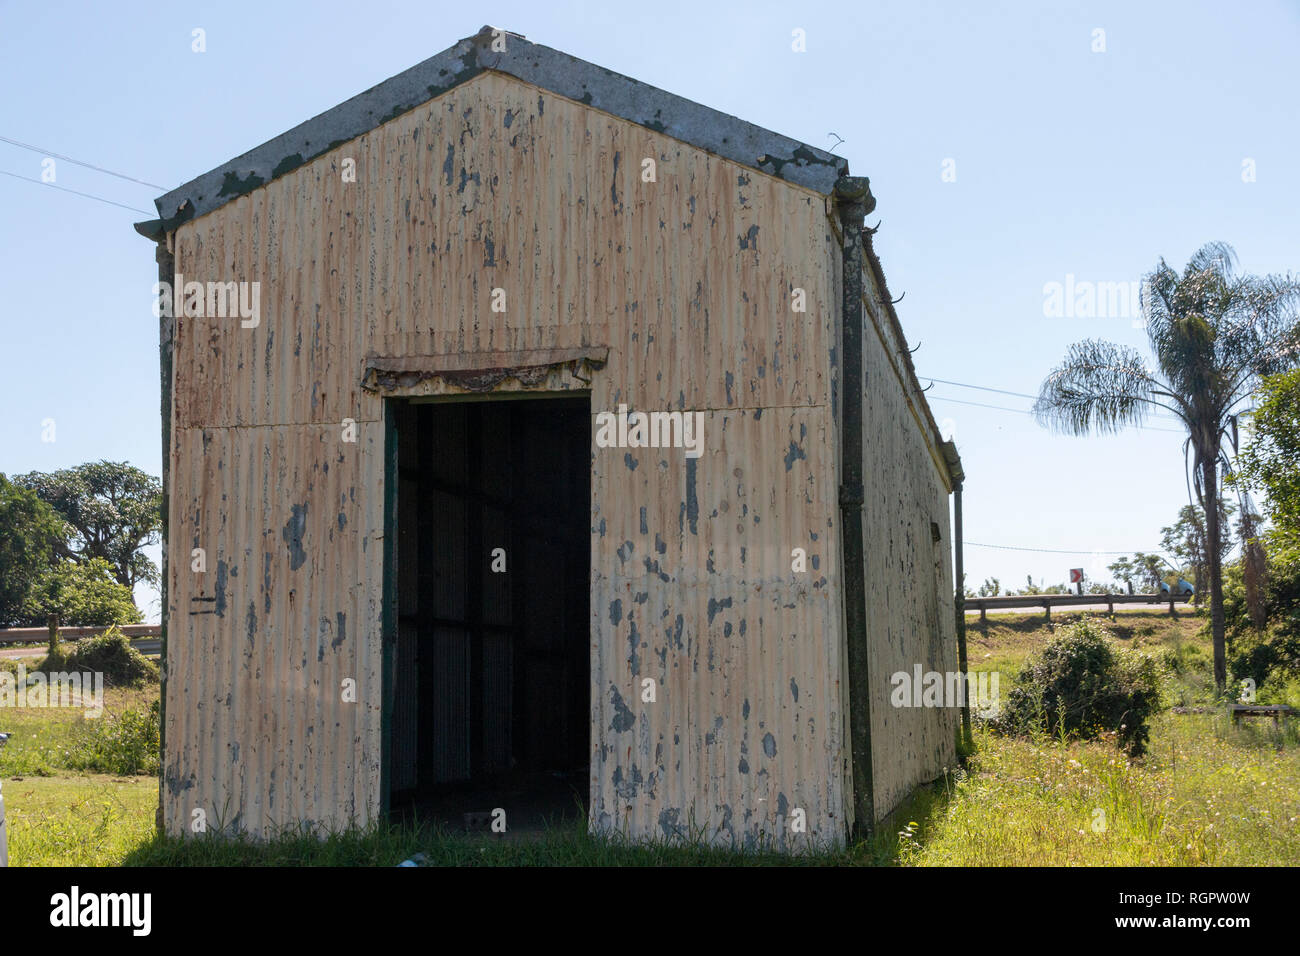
<box><xmin>145</xmin><ymin>25</ymin><xmax>848</xmax><ymax>231</ymax></box>
<box><xmin>136</xmin><ymin>28</ymin><xmax>961</xmax><ymax>486</ymax></box>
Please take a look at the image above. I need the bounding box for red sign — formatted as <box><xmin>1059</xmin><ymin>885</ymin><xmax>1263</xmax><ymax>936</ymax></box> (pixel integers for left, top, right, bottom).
<box><xmin>1069</xmin><ymin>568</ymin><xmax>1084</xmax><ymax>584</ymax></box>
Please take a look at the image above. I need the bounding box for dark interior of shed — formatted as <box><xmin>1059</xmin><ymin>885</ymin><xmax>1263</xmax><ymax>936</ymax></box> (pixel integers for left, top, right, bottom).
<box><xmin>386</xmin><ymin>395</ymin><xmax>591</xmax><ymax>831</ymax></box>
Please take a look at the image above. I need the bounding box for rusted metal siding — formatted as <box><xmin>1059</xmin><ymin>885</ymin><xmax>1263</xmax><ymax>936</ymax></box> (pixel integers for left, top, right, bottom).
<box><xmin>592</xmin><ymin>409</ymin><xmax>846</xmax><ymax>848</ymax></box>
<box><xmin>163</xmin><ymin>423</ymin><xmax>384</xmax><ymax>833</ymax></box>
<box><xmin>165</xmin><ymin>69</ymin><xmax>850</xmax><ymax>844</ymax></box>
<box><xmin>170</xmin><ymin>75</ymin><xmax>835</xmax><ymax>429</ymax></box>
<box><xmin>858</xmin><ymin>265</ymin><xmax>960</xmax><ymax>820</ymax></box>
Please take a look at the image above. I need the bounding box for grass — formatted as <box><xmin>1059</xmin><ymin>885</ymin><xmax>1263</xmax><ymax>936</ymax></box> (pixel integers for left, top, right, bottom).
<box><xmin>5</xmin><ymin>610</ymin><xmax>1297</xmax><ymax>865</ymax></box>
<box><xmin>0</xmin><ymin>686</ymin><xmax>158</xmax><ymax>776</ymax></box>
<box><xmin>901</xmin><ymin>713</ymin><xmax>1300</xmax><ymax>866</ymax></box>
<box><xmin>913</xmin><ymin>610</ymin><xmax>1299</xmax><ymax>864</ymax></box>
<box><xmin>3</xmin><ymin>775</ymin><xmax>157</xmax><ymax>866</ymax></box>
<box><xmin>122</xmin><ymin>818</ymin><xmax>906</xmax><ymax>867</ymax></box>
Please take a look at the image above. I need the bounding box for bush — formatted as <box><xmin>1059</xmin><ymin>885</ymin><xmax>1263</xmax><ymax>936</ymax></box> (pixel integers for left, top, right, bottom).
<box><xmin>49</xmin><ymin>627</ymin><xmax>159</xmax><ymax>688</ymax></box>
<box><xmin>66</xmin><ymin>699</ymin><xmax>160</xmax><ymax>775</ymax></box>
<box><xmin>21</xmin><ymin>557</ymin><xmax>142</xmax><ymax>628</ymax></box>
<box><xmin>1157</xmin><ymin>641</ymin><xmax>1214</xmax><ymax>705</ymax></box>
<box><xmin>1159</xmin><ymin>641</ymin><xmax>1208</xmax><ymax>678</ymax></box>
<box><xmin>1229</xmin><ymin>626</ymin><xmax>1300</xmax><ymax>694</ymax></box>
<box><xmin>995</xmin><ymin>617</ymin><xmax>1165</xmax><ymax>755</ymax></box>
<box><xmin>1257</xmin><ymin>669</ymin><xmax>1300</xmax><ymax>709</ymax></box>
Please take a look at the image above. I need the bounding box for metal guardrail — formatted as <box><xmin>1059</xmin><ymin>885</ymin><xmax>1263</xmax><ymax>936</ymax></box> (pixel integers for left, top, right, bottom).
<box><xmin>0</xmin><ymin>624</ymin><xmax>160</xmax><ymax>645</ymax></box>
<box><xmin>964</xmin><ymin>592</ymin><xmax>1192</xmax><ymax>622</ymax></box>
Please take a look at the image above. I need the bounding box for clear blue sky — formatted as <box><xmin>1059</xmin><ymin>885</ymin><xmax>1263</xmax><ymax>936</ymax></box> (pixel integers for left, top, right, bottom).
<box><xmin>2</xmin><ymin>1</ymin><xmax>1297</xmax><ymax>618</ymax></box>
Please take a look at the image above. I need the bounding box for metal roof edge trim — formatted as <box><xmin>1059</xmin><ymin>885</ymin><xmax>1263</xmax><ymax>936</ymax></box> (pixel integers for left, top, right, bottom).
<box><xmin>861</xmin><ymin>230</ymin><xmax>964</xmax><ymax>489</ymax></box>
<box><xmin>153</xmin><ymin>25</ymin><xmax>849</xmax><ymax>224</ymax></box>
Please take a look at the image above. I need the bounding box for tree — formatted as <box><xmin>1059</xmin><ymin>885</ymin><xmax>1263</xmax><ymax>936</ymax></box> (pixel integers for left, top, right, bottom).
<box><xmin>1132</xmin><ymin>552</ymin><xmax>1166</xmax><ymax>592</ymax></box>
<box><xmin>1108</xmin><ymin>556</ymin><xmax>1138</xmax><ymax>593</ymax></box>
<box><xmin>1034</xmin><ymin>243</ymin><xmax>1300</xmax><ymax>694</ymax></box>
<box><xmin>1110</xmin><ymin>553</ymin><xmax>1167</xmax><ymax>592</ymax></box>
<box><xmin>1160</xmin><ymin>501</ymin><xmax>1234</xmax><ymax>603</ymax></box>
<box><xmin>1236</xmin><ymin>367</ymin><xmax>1300</xmax><ymax>543</ymax></box>
<box><xmin>1234</xmin><ymin>367</ymin><xmax>1300</xmax><ymax>631</ymax></box>
<box><xmin>0</xmin><ymin>473</ymin><xmax>66</xmax><ymax>627</ymax></box>
<box><xmin>978</xmin><ymin>577</ymin><xmax>1001</xmax><ymax>597</ymax></box>
<box><xmin>15</xmin><ymin>461</ymin><xmax>162</xmax><ymax>593</ymax></box>
<box><xmin>21</xmin><ymin>558</ymin><xmax>143</xmax><ymax>629</ymax></box>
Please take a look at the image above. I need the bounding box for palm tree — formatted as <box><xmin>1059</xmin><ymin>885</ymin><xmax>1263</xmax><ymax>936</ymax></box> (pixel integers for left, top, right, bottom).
<box><xmin>1034</xmin><ymin>242</ymin><xmax>1300</xmax><ymax>694</ymax></box>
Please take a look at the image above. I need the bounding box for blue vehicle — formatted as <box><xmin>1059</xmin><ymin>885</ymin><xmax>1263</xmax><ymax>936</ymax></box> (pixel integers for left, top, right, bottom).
<box><xmin>1159</xmin><ymin>578</ymin><xmax>1195</xmax><ymax>599</ymax></box>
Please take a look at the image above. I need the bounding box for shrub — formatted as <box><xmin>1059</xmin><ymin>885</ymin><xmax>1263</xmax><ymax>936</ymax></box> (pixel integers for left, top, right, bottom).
<box><xmin>66</xmin><ymin>699</ymin><xmax>160</xmax><ymax>775</ymax></box>
<box><xmin>1158</xmin><ymin>641</ymin><xmax>1214</xmax><ymax>705</ymax></box>
<box><xmin>49</xmin><ymin>627</ymin><xmax>159</xmax><ymax>688</ymax></box>
<box><xmin>1229</xmin><ymin>626</ymin><xmax>1300</xmax><ymax>694</ymax></box>
<box><xmin>1257</xmin><ymin>669</ymin><xmax>1300</xmax><ymax>709</ymax></box>
<box><xmin>995</xmin><ymin>617</ymin><xmax>1164</xmax><ymax>755</ymax></box>
<box><xmin>21</xmin><ymin>557</ymin><xmax>142</xmax><ymax>628</ymax></box>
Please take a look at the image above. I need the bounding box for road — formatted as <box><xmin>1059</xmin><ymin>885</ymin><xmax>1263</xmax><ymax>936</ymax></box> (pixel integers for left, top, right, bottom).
<box><xmin>0</xmin><ymin>638</ymin><xmax>160</xmax><ymax>660</ymax></box>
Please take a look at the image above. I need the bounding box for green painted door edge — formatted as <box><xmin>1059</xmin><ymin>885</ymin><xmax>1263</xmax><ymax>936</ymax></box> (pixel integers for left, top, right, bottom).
<box><xmin>156</xmin><ymin>239</ymin><xmax>175</xmax><ymax>836</ymax></box>
<box><xmin>380</xmin><ymin>399</ymin><xmax>399</xmax><ymax>818</ymax></box>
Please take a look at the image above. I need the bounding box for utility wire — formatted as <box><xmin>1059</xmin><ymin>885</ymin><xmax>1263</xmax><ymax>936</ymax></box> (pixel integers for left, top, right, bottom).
<box><xmin>0</xmin><ymin>135</ymin><xmax>166</xmax><ymax>190</ymax></box>
<box><xmin>927</xmin><ymin>392</ymin><xmax>1185</xmax><ymax>434</ymax></box>
<box><xmin>929</xmin><ymin>395</ymin><xmax>1040</xmax><ymax>414</ymax></box>
<box><xmin>921</xmin><ymin>372</ymin><xmax>1185</xmax><ymax>425</ymax></box>
<box><xmin>966</xmin><ymin>541</ymin><xmax>1137</xmax><ymax>555</ymax></box>
<box><xmin>923</xmin><ymin>375</ymin><xmax>1036</xmax><ymax>401</ymax></box>
<box><xmin>0</xmin><ymin>168</ymin><xmax>154</xmax><ymax>215</ymax></box>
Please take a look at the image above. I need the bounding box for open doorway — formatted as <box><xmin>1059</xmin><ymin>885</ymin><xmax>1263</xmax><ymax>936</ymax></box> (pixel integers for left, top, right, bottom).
<box><xmin>384</xmin><ymin>394</ymin><xmax>591</xmax><ymax>831</ymax></box>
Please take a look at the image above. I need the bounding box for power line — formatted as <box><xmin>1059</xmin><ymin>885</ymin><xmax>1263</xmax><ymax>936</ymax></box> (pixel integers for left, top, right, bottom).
<box><xmin>0</xmin><ymin>168</ymin><xmax>154</xmax><ymax>215</ymax></box>
<box><xmin>966</xmin><ymin>541</ymin><xmax>1138</xmax><ymax>555</ymax></box>
<box><xmin>926</xmin><ymin>392</ymin><xmax>1186</xmax><ymax>434</ymax></box>
<box><xmin>0</xmin><ymin>135</ymin><xmax>166</xmax><ymax>190</ymax></box>
<box><xmin>920</xmin><ymin>372</ymin><xmax>1185</xmax><ymax>426</ymax></box>
<box><xmin>929</xmin><ymin>395</ymin><xmax>1039</xmax><ymax>414</ymax></box>
<box><xmin>924</xmin><ymin>375</ymin><xmax>1036</xmax><ymax>401</ymax></box>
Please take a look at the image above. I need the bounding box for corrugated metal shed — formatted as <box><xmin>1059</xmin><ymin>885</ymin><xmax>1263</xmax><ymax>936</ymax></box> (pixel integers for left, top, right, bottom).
<box><xmin>138</xmin><ymin>26</ymin><xmax>962</xmax><ymax>850</ymax></box>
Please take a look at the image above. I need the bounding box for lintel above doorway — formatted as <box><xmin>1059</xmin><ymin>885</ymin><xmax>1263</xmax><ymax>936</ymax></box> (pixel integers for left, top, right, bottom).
<box><xmin>361</xmin><ymin>346</ymin><xmax>609</xmax><ymax>398</ymax></box>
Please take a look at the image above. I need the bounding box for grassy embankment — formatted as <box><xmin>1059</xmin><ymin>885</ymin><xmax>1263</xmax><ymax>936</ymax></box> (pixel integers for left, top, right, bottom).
<box><xmin>4</xmin><ymin>610</ymin><xmax>1297</xmax><ymax>865</ymax></box>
